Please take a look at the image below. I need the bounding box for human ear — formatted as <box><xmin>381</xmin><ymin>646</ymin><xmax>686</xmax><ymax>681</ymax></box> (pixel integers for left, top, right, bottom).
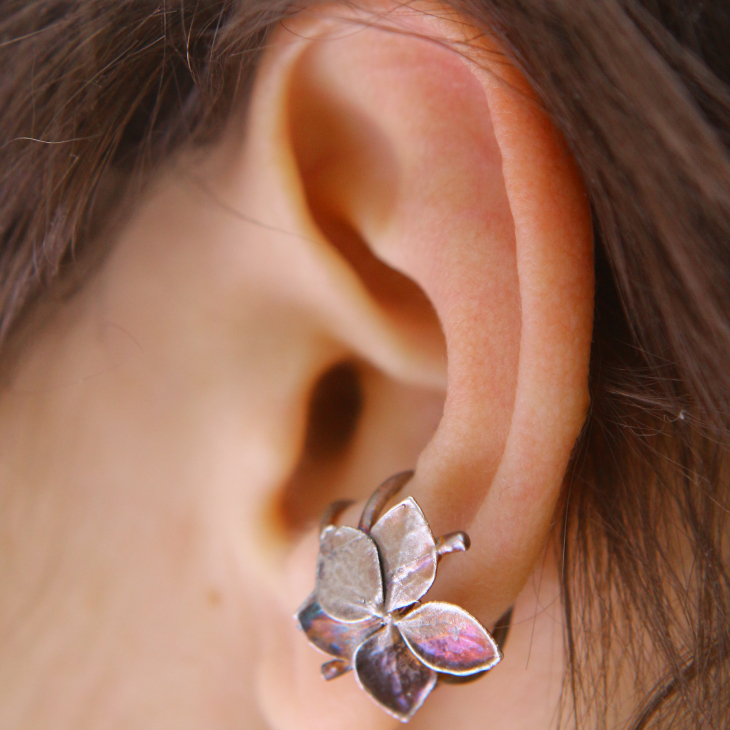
<box><xmin>46</xmin><ymin>3</ymin><xmax>592</xmax><ymax>728</ymax></box>
<box><xmin>227</xmin><ymin>5</ymin><xmax>594</xmax><ymax>727</ymax></box>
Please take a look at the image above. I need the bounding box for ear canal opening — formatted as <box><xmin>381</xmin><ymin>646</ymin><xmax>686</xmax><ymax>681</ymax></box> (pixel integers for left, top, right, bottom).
<box><xmin>301</xmin><ymin>361</ymin><xmax>364</xmax><ymax>462</ymax></box>
<box><xmin>277</xmin><ymin>355</ymin><xmax>446</xmax><ymax>537</ymax></box>
<box><xmin>278</xmin><ymin>360</ymin><xmax>364</xmax><ymax>534</ymax></box>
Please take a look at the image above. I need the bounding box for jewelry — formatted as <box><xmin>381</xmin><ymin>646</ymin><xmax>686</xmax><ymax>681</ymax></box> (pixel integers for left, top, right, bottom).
<box><xmin>295</xmin><ymin>470</ymin><xmax>512</xmax><ymax>722</ymax></box>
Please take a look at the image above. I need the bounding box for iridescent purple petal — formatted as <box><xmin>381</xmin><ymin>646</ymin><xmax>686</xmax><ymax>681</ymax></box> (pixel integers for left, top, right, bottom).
<box><xmin>354</xmin><ymin>625</ymin><xmax>437</xmax><ymax>721</ymax></box>
<box><xmin>370</xmin><ymin>497</ymin><xmax>437</xmax><ymax>612</ymax></box>
<box><xmin>297</xmin><ymin>593</ymin><xmax>382</xmax><ymax>661</ymax></box>
<box><xmin>316</xmin><ymin>525</ymin><xmax>384</xmax><ymax>622</ymax></box>
<box><xmin>397</xmin><ymin>601</ymin><xmax>502</xmax><ymax>676</ymax></box>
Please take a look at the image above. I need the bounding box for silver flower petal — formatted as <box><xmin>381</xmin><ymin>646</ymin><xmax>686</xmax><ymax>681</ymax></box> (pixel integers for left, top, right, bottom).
<box><xmin>370</xmin><ymin>497</ymin><xmax>437</xmax><ymax>613</ymax></box>
<box><xmin>354</xmin><ymin>625</ymin><xmax>437</xmax><ymax>722</ymax></box>
<box><xmin>297</xmin><ymin>593</ymin><xmax>382</xmax><ymax>661</ymax></box>
<box><xmin>316</xmin><ymin>525</ymin><xmax>384</xmax><ymax>622</ymax></box>
<box><xmin>397</xmin><ymin>601</ymin><xmax>502</xmax><ymax>676</ymax></box>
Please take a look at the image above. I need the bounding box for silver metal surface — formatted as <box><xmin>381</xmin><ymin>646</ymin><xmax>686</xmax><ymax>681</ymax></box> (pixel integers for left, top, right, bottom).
<box><xmin>370</xmin><ymin>497</ymin><xmax>437</xmax><ymax>613</ymax></box>
<box><xmin>297</xmin><ymin>474</ymin><xmax>509</xmax><ymax>722</ymax></box>
<box><xmin>321</xmin><ymin>658</ymin><xmax>351</xmax><ymax>681</ymax></box>
<box><xmin>358</xmin><ymin>470</ymin><xmax>414</xmax><ymax>533</ymax></box>
<box><xmin>320</xmin><ymin>499</ymin><xmax>354</xmax><ymax>537</ymax></box>
<box><xmin>435</xmin><ymin>531</ymin><xmax>470</xmax><ymax>559</ymax></box>
<box><xmin>316</xmin><ymin>525</ymin><xmax>384</xmax><ymax>622</ymax></box>
<box><xmin>397</xmin><ymin>601</ymin><xmax>501</xmax><ymax>675</ymax></box>
<box><xmin>354</xmin><ymin>625</ymin><xmax>437</xmax><ymax>722</ymax></box>
<box><xmin>491</xmin><ymin>605</ymin><xmax>514</xmax><ymax>655</ymax></box>
<box><xmin>297</xmin><ymin>592</ymin><xmax>381</xmax><ymax>663</ymax></box>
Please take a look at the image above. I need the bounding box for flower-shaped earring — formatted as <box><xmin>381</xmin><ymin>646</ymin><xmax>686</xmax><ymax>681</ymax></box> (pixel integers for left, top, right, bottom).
<box><xmin>295</xmin><ymin>471</ymin><xmax>512</xmax><ymax>722</ymax></box>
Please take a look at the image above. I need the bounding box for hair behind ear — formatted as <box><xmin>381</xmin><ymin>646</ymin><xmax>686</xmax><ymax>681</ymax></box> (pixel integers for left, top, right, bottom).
<box><xmin>473</xmin><ymin>1</ymin><xmax>730</xmax><ymax>725</ymax></box>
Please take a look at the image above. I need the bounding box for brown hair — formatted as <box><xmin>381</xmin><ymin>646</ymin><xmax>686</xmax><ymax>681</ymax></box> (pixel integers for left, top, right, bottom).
<box><xmin>1</xmin><ymin>1</ymin><xmax>729</xmax><ymax>727</ymax></box>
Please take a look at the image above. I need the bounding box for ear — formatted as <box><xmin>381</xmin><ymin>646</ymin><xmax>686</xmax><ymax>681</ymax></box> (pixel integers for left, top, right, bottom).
<box><xmin>215</xmin><ymin>4</ymin><xmax>592</xmax><ymax>728</ymax></box>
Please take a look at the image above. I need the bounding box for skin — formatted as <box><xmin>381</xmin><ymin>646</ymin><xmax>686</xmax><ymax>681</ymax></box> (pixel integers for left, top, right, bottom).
<box><xmin>0</xmin><ymin>3</ymin><xmax>594</xmax><ymax>729</ymax></box>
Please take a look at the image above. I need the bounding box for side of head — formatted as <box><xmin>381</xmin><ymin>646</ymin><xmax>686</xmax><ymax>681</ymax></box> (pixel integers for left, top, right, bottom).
<box><xmin>0</xmin><ymin>2</ymin><xmax>729</xmax><ymax>729</ymax></box>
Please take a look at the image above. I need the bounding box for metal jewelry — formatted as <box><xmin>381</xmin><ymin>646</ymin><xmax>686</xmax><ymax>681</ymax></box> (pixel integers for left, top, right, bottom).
<box><xmin>295</xmin><ymin>470</ymin><xmax>512</xmax><ymax>722</ymax></box>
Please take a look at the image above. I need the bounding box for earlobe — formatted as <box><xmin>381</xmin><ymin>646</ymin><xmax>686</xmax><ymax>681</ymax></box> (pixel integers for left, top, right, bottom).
<box><xmin>226</xmin><ymin>5</ymin><xmax>593</xmax><ymax>728</ymax></box>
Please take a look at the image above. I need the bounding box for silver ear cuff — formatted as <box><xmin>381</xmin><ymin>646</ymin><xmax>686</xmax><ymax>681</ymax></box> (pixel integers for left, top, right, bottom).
<box><xmin>295</xmin><ymin>470</ymin><xmax>512</xmax><ymax>722</ymax></box>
